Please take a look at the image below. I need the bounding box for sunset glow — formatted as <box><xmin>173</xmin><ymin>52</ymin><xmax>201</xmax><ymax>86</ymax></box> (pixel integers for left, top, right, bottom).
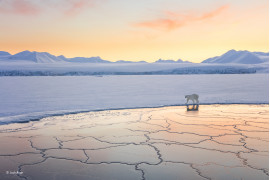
<box><xmin>0</xmin><ymin>0</ymin><xmax>268</xmax><ymax>62</ymax></box>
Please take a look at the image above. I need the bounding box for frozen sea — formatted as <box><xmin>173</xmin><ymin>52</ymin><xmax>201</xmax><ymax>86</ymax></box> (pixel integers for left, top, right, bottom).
<box><xmin>0</xmin><ymin>74</ymin><xmax>268</xmax><ymax>124</ymax></box>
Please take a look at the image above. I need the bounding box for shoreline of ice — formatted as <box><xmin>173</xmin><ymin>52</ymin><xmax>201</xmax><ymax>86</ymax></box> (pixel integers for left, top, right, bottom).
<box><xmin>0</xmin><ymin>102</ymin><xmax>268</xmax><ymax>125</ymax></box>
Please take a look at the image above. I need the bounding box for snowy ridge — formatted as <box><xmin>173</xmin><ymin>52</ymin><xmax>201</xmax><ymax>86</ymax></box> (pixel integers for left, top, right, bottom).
<box><xmin>115</xmin><ymin>60</ymin><xmax>147</xmax><ymax>63</ymax></box>
<box><xmin>154</xmin><ymin>58</ymin><xmax>192</xmax><ymax>63</ymax></box>
<box><xmin>0</xmin><ymin>51</ymin><xmax>11</xmax><ymax>56</ymax></box>
<box><xmin>202</xmin><ymin>49</ymin><xmax>268</xmax><ymax>64</ymax></box>
<box><xmin>0</xmin><ymin>49</ymin><xmax>268</xmax><ymax>64</ymax></box>
<box><xmin>65</xmin><ymin>56</ymin><xmax>111</xmax><ymax>63</ymax></box>
<box><xmin>0</xmin><ymin>50</ymin><xmax>268</xmax><ymax>75</ymax></box>
<box><xmin>7</xmin><ymin>51</ymin><xmax>65</xmax><ymax>63</ymax></box>
<box><xmin>1</xmin><ymin>51</ymin><xmax>110</xmax><ymax>63</ymax></box>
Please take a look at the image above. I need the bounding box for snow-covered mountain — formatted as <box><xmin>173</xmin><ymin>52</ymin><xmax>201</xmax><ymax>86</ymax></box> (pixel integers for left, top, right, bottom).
<box><xmin>57</xmin><ymin>55</ymin><xmax>67</xmax><ymax>61</ymax></box>
<box><xmin>155</xmin><ymin>59</ymin><xmax>191</xmax><ymax>63</ymax></box>
<box><xmin>64</xmin><ymin>56</ymin><xmax>111</xmax><ymax>63</ymax></box>
<box><xmin>7</xmin><ymin>51</ymin><xmax>64</xmax><ymax>63</ymax></box>
<box><xmin>202</xmin><ymin>50</ymin><xmax>269</xmax><ymax>64</ymax></box>
<box><xmin>115</xmin><ymin>60</ymin><xmax>147</xmax><ymax>63</ymax></box>
<box><xmin>0</xmin><ymin>49</ymin><xmax>267</xmax><ymax>76</ymax></box>
<box><xmin>0</xmin><ymin>51</ymin><xmax>111</xmax><ymax>63</ymax></box>
<box><xmin>0</xmin><ymin>50</ymin><xmax>268</xmax><ymax>64</ymax></box>
<box><xmin>0</xmin><ymin>51</ymin><xmax>10</xmax><ymax>56</ymax></box>
<box><xmin>252</xmin><ymin>52</ymin><xmax>269</xmax><ymax>62</ymax></box>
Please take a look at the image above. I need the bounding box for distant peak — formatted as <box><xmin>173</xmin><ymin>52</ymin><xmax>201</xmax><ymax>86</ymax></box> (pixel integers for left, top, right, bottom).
<box><xmin>0</xmin><ymin>51</ymin><xmax>11</xmax><ymax>56</ymax></box>
<box><xmin>21</xmin><ymin>50</ymin><xmax>31</xmax><ymax>53</ymax></box>
<box><xmin>225</xmin><ymin>49</ymin><xmax>237</xmax><ymax>54</ymax></box>
<box><xmin>202</xmin><ymin>49</ymin><xmax>268</xmax><ymax>64</ymax></box>
<box><xmin>177</xmin><ymin>59</ymin><xmax>184</xmax><ymax>62</ymax></box>
<box><xmin>16</xmin><ymin>50</ymin><xmax>32</xmax><ymax>55</ymax></box>
<box><xmin>155</xmin><ymin>59</ymin><xmax>176</xmax><ymax>63</ymax></box>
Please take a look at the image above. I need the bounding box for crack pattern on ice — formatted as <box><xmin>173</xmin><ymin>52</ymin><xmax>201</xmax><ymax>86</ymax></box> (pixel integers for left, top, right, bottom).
<box><xmin>0</xmin><ymin>105</ymin><xmax>268</xmax><ymax>180</ymax></box>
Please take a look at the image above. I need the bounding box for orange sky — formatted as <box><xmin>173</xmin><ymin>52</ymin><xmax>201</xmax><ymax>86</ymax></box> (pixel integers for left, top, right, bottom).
<box><xmin>0</xmin><ymin>0</ymin><xmax>268</xmax><ymax>62</ymax></box>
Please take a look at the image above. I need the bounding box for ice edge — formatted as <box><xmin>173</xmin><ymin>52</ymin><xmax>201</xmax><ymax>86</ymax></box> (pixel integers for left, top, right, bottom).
<box><xmin>0</xmin><ymin>102</ymin><xmax>268</xmax><ymax>126</ymax></box>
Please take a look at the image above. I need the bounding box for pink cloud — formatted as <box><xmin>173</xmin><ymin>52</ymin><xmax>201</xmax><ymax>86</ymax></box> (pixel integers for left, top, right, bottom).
<box><xmin>0</xmin><ymin>0</ymin><xmax>99</xmax><ymax>17</ymax></box>
<box><xmin>136</xmin><ymin>18</ymin><xmax>185</xmax><ymax>31</ymax></box>
<box><xmin>135</xmin><ymin>5</ymin><xmax>229</xmax><ymax>31</ymax></box>
<box><xmin>0</xmin><ymin>0</ymin><xmax>40</xmax><ymax>15</ymax></box>
<box><xmin>198</xmin><ymin>5</ymin><xmax>229</xmax><ymax>20</ymax></box>
<box><xmin>64</xmin><ymin>0</ymin><xmax>95</xmax><ymax>16</ymax></box>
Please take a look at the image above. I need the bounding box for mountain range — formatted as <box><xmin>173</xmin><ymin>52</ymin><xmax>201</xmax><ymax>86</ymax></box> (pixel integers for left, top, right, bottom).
<box><xmin>0</xmin><ymin>50</ymin><xmax>268</xmax><ymax>64</ymax></box>
<box><xmin>202</xmin><ymin>50</ymin><xmax>268</xmax><ymax>64</ymax></box>
<box><xmin>155</xmin><ymin>59</ymin><xmax>192</xmax><ymax>63</ymax></box>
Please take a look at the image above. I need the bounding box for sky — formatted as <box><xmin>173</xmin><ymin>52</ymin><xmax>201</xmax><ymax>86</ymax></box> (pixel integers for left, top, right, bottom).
<box><xmin>0</xmin><ymin>0</ymin><xmax>268</xmax><ymax>62</ymax></box>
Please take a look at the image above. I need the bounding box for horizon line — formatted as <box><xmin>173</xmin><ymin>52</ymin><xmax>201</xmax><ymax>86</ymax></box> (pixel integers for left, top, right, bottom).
<box><xmin>1</xmin><ymin>49</ymin><xmax>269</xmax><ymax>63</ymax></box>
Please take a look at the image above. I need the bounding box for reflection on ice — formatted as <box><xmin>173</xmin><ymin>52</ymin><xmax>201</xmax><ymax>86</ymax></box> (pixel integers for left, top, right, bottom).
<box><xmin>0</xmin><ymin>104</ymin><xmax>268</xmax><ymax>180</ymax></box>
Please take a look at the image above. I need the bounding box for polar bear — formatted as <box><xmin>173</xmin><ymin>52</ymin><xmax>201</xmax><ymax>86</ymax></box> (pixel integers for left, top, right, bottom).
<box><xmin>185</xmin><ymin>94</ymin><xmax>199</xmax><ymax>104</ymax></box>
